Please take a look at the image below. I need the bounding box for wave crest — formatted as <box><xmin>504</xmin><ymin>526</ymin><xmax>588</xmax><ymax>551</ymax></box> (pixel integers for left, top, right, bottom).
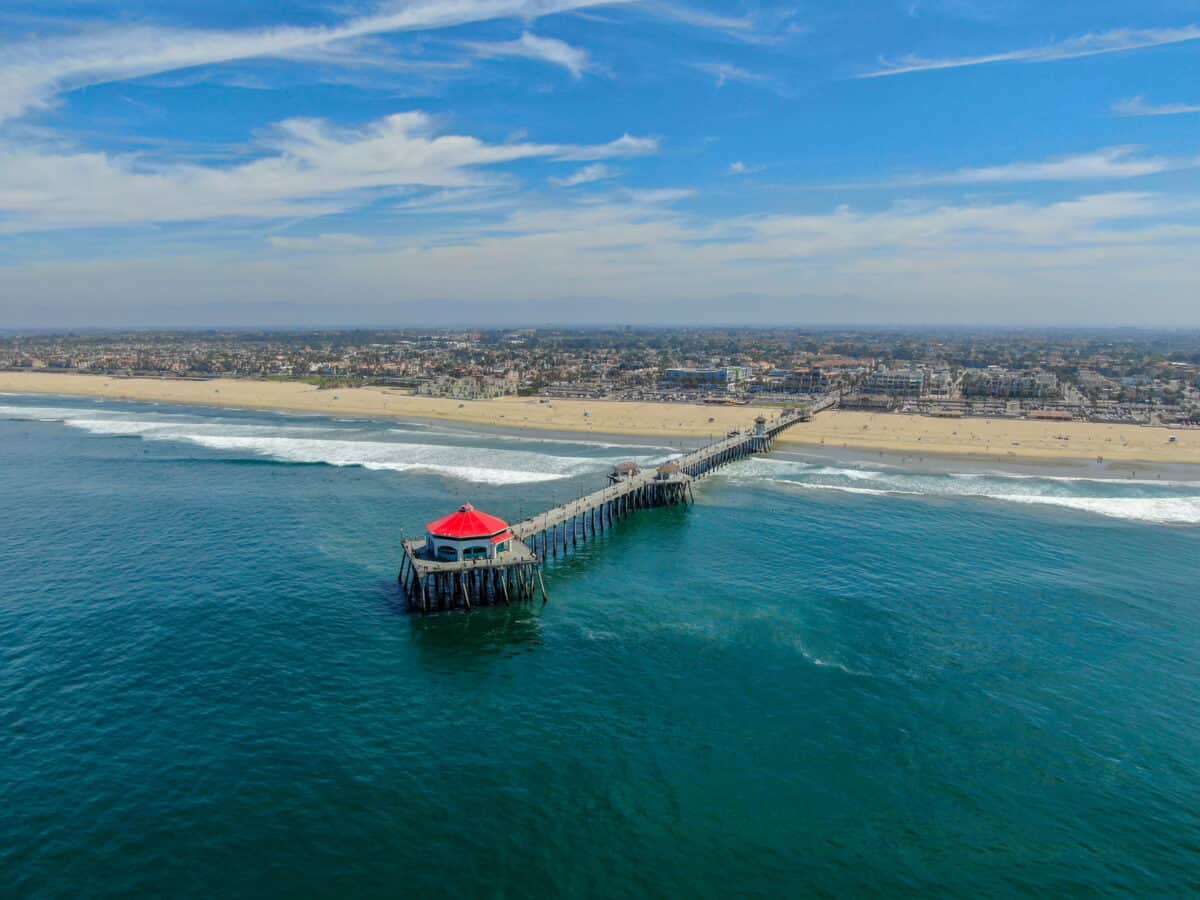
<box><xmin>1</xmin><ymin>404</ymin><xmax>653</xmax><ymax>485</ymax></box>
<box><xmin>727</xmin><ymin>457</ymin><xmax>1200</xmax><ymax>525</ymax></box>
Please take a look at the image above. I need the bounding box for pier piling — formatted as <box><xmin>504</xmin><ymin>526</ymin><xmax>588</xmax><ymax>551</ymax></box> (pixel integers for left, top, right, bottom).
<box><xmin>398</xmin><ymin>404</ymin><xmax>818</xmax><ymax>611</ymax></box>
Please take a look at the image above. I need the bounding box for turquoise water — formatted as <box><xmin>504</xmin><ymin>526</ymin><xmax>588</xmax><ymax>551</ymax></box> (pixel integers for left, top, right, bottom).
<box><xmin>2</xmin><ymin>395</ymin><xmax>1199</xmax><ymax>897</ymax></box>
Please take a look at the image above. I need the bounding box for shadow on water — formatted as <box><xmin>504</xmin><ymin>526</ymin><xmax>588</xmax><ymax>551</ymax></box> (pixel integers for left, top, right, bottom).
<box><xmin>383</xmin><ymin>503</ymin><xmax>691</xmax><ymax>668</ymax></box>
<box><xmin>406</xmin><ymin>604</ymin><xmax>546</xmax><ymax>662</ymax></box>
<box><xmin>538</xmin><ymin>501</ymin><xmax>695</xmax><ymax>577</ymax></box>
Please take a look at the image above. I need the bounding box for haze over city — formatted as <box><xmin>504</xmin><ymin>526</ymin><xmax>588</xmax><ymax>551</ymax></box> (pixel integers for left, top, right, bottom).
<box><xmin>8</xmin><ymin>4</ymin><xmax>1200</xmax><ymax>898</ymax></box>
<box><xmin>2</xmin><ymin>0</ymin><xmax>1199</xmax><ymax>327</ymax></box>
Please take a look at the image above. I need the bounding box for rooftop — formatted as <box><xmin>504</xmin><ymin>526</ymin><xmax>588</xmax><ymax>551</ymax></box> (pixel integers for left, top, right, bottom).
<box><xmin>426</xmin><ymin>503</ymin><xmax>511</xmax><ymax>539</ymax></box>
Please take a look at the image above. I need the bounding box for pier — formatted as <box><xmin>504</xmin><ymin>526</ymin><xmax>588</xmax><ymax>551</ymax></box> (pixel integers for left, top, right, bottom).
<box><xmin>398</xmin><ymin>403</ymin><xmax>823</xmax><ymax>611</ymax></box>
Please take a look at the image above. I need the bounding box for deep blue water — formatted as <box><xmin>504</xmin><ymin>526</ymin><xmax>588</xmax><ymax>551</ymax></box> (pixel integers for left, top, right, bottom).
<box><xmin>2</xmin><ymin>395</ymin><xmax>1199</xmax><ymax>897</ymax></box>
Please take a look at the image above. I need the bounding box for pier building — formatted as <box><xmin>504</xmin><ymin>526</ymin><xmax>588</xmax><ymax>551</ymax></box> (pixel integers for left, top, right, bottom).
<box><xmin>425</xmin><ymin>503</ymin><xmax>514</xmax><ymax>561</ymax></box>
<box><xmin>609</xmin><ymin>461</ymin><xmax>642</xmax><ymax>483</ymax></box>
<box><xmin>399</xmin><ymin>399</ymin><xmax>835</xmax><ymax>612</ymax></box>
<box><xmin>655</xmin><ymin>461</ymin><xmax>681</xmax><ymax>480</ymax></box>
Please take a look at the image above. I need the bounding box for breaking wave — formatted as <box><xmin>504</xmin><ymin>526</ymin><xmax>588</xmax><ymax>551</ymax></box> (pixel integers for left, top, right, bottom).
<box><xmin>727</xmin><ymin>456</ymin><xmax>1200</xmax><ymax>525</ymax></box>
<box><xmin>390</xmin><ymin>426</ymin><xmax>678</xmax><ymax>453</ymax></box>
<box><xmin>0</xmin><ymin>404</ymin><xmax>652</xmax><ymax>485</ymax></box>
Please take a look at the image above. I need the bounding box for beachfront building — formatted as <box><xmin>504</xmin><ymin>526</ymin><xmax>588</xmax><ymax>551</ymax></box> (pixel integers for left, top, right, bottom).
<box><xmin>661</xmin><ymin>366</ymin><xmax>752</xmax><ymax>393</ymax></box>
<box><xmin>416</xmin><ymin>373</ymin><xmax>518</xmax><ymax>400</ymax></box>
<box><xmin>962</xmin><ymin>367</ymin><xmax>1059</xmax><ymax>399</ymax></box>
<box><xmin>424</xmin><ymin>503</ymin><xmax>514</xmax><ymax>562</ymax></box>
<box><xmin>753</xmin><ymin>366</ymin><xmax>833</xmax><ymax>395</ymax></box>
<box><xmin>865</xmin><ymin>367</ymin><xmax>928</xmax><ymax>396</ymax></box>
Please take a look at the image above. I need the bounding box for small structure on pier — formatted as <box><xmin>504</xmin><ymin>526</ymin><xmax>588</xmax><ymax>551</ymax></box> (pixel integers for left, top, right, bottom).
<box><xmin>609</xmin><ymin>460</ymin><xmax>642</xmax><ymax>483</ymax></box>
<box><xmin>400</xmin><ymin>403</ymin><xmax>819</xmax><ymax>612</ymax></box>
<box><xmin>425</xmin><ymin>503</ymin><xmax>514</xmax><ymax>561</ymax></box>
<box><xmin>752</xmin><ymin>414</ymin><xmax>769</xmax><ymax>450</ymax></box>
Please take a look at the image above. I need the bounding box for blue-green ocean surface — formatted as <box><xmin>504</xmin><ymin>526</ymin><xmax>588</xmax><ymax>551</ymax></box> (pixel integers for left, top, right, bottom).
<box><xmin>2</xmin><ymin>394</ymin><xmax>1198</xmax><ymax>898</ymax></box>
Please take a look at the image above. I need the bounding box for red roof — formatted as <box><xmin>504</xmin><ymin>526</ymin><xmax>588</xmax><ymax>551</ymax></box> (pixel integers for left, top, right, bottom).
<box><xmin>426</xmin><ymin>503</ymin><xmax>510</xmax><ymax>539</ymax></box>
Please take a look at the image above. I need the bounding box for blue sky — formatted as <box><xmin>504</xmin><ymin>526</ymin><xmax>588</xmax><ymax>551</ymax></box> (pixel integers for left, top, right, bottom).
<box><xmin>1</xmin><ymin>0</ymin><xmax>1199</xmax><ymax>326</ymax></box>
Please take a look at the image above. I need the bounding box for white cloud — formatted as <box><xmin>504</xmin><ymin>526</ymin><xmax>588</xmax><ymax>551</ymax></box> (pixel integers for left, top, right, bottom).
<box><xmin>467</xmin><ymin>31</ymin><xmax>590</xmax><ymax>77</ymax></box>
<box><xmin>0</xmin><ymin>0</ymin><xmax>627</xmax><ymax>122</ymax></box>
<box><xmin>391</xmin><ymin>187</ymin><xmax>515</xmax><ymax>215</ymax></box>
<box><xmin>554</xmin><ymin>133</ymin><xmax>659</xmax><ymax>160</ymax></box>
<box><xmin>1113</xmin><ymin>95</ymin><xmax>1200</xmax><ymax>117</ymax></box>
<box><xmin>0</xmin><ymin>111</ymin><xmax>658</xmax><ymax>230</ymax></box>
<box><xmin>268</xmin><ymin>233</ymin><xmax>377</xmax><ymax>251</ymax></box>
<box><xmin>644</xmin><ymin>3</ymin><xmax>755</xmax><ymax>32</ymax></box>
<box><xmin>891</xmin><ymin>147</ymin><xmax>1180</xmax><ymax>185</ymax></box>
<box><xmin>863</xmin><ymin>24</ymin><xmax>1200</xmax><ymax>77</ymax></box>
<box><xmin>550</xmin><ymin>163</ymin><xmax>616</xmax><ymax>186</ymax></box>
<box><xmin>613</xmin><ymin>187</ymin><xmax>697</xmax><ymax>205</ymax></box>
<box><xmin>623</xmin><ymin>2</ymin><xmax>799</xmax><ymax>47</ymax></box>
<box><xmin>689</xmin><ymin>61</ymin><xmax>766</xmax><ymax>87</ymax></box>
<box><xmin>6</xmin><ymin>189</ymin><xmax>1199</xmax><ymax>325</ymax></box>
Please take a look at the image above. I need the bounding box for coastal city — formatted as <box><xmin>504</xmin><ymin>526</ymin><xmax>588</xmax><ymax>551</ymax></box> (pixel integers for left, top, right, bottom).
<box><xmin>3</xmin><ymin>327</ymin><xmax>1199</xmax><ymax>428</ymax></box>
<box><xmin>8</xmin><ymin>0</ymin><xmax>1200</xmax><ymax>896</ymax></box>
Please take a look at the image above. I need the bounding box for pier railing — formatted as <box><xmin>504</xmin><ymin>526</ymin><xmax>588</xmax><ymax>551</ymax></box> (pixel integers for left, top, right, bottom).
<box><xmin>399</xmin><ymin>402</ymin><xmax>822</xmax><ymax>611</ymax></box>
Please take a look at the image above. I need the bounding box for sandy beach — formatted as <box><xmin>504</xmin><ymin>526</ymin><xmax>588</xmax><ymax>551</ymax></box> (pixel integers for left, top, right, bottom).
<box><xmin>2</xmin><ymin>371</ymin><xmax>1197</xmax><ymax>465</ymax></box>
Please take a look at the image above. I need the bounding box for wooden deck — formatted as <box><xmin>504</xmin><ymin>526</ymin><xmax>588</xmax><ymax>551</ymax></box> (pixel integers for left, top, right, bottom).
<box><xmin>398</xmin><ymin>400</ymin><xmax>824</xmax><ymax>611</ymax></box>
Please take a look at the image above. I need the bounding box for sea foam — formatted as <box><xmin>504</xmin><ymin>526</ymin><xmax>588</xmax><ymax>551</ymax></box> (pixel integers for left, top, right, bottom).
<box><xmin>727</xmin><ymin>456</ymin><xmax>1200</xmax><ymax>525</ymax></box>
<box><xmin>0</xmin><ymin>405</ymin><xmax>641</xmax><ymax>485</ymax></box>
<box><xmin>174</xmin><ymin>433</ymin><xmax>593</xmax><ymax>484</ymax></box>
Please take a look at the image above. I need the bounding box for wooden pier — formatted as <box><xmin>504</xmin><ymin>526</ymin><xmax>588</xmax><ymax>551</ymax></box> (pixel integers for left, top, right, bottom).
<box><xmin>398</xmin><ymin>403</ymin><xmax>820</xmax><ymax>611</ymax></box>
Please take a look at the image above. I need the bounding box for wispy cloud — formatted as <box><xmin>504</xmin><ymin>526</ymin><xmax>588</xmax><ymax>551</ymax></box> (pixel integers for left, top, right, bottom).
<box><xmin>550</xmin><ymin>163</ymin><xmax>616</xmax><ymax>186</ymax></box>
<box><xmin>0</xmin><ymin>111</ymin><xmax>658</xmax><ymax>231</ymax></box>
<box><xmin>268</xmin><ymin>233</ymin><xmax>377</xmax><ymax>251</ymax></box>
<box><xmin>555</xmin><ymin>133</ymin><xmax>658</xmax><ymax>160</ymax></box>
<box><xmin>642</xmin><ymin>3</ymin><xmax>800</xmax><ymax>47</ymax></box>
<box><xmin>465</xmin><ymin>31</ymin><xmax>590</xmax><ymax>77</ymax></box>
<box><xmin>0</xmin><ymin>0</ymin><xmax>627</xmax><ymax>121</ymax></box>
<box><xmin>10</xmin><ymin>189</ymin><xmax>1199</xmax><ymax>325</ymax></box>
<box><xmin>644</xmin><ymin>3</ymin><xmax>755</xmax><ymax>33</ymax></box>
<box><xmin>892</xmin><ymin>147</ymin><xmax>1180</xmax><ymax>185</ymax></box>
<box><xmin>729</xmin><ymin>160</ymin><xmax>764</xmax><ymax>175</ymax></box>
<box><xmin>1113</xmin><ymin>95</ymin><xmax>1200</xmax><ymax>117</ymax></box>
<box><xmin>862</xmin><ymin>24</ymin><xmax>1200</xmax><ymax>77</ymax></box>
<box><xmin>689</xmin><ymin>61</ymin><xmax>767</xmax><ymax>87</ymax></box>
<box><xmin>392</xmin><ymin>186</ymin><xmax>515</xmax><ymax>215</ymax></box>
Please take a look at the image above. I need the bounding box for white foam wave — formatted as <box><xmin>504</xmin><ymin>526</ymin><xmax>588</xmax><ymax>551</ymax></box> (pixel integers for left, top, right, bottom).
<box><xmin>789</xmin><ymin>483</ymin><xmax>923</xmax><ymax>498</ymax></box>
<box><xmin>784</xmin><ymin>635</ymin><xmax>871</xmax><ymax>676</ymax></box>
<box><xmin>731</xmin><ymin>455</ymin><xmax>1200</xmax><ymax>525</ymax></box>
<box><xmin>3</xmin><ymin>405</ymin><xmax>632</xmax><ymax>485</ymax></box>
<box><xmin>993</xmin><ymin>494</ymin><xmax>1200</xmax><ymax>525</ymax></box>
<box><xmin>392</xmin><ymin>426</ymin><xmax>678</xmax><ymax>453</ymax></box>
<box><xmin>110</xmin><ymin>423</ymin><xmax>605</xmax><ymax>484</ymax></box>
<box><xmin>1</xmin><ymin>404</ymin><xmax>107</xmax><ymax>422</ymax></box>
<box><xmin>951</xmin><ymin>470</ymin><xmax>1198</xmax><ymax>489</ymax></box>
<box><xmin>179</xmin><ymin>434</ymin><xmax>592</xmax><ymax>484</ymax></box>
<box><xmin>808</xmin><ymin>465</ymin><xmax>883</xmax><ymax>481</ymax></box>
<box><xmin>786</xmin><ymin>481</ymin><xmax>1200</xmax><ymax>524</ymax></box>
<box><xmin>62</xmin><ymin>417</ymin><xmax>296</xmax><ymax>438</ymax></box>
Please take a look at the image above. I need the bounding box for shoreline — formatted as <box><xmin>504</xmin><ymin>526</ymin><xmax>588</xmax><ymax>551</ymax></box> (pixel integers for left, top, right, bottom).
<box><xmin>3</xmin><ymin>371</ymin><xmax>1199</xmax><ymax>466</ymax></box>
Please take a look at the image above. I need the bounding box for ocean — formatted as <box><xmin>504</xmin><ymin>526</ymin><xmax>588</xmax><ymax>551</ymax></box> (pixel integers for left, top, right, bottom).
<box><xmin>2</xmin><ymin>394</ymin><xmax>1198</xmax><ymax>897</ymax></box>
